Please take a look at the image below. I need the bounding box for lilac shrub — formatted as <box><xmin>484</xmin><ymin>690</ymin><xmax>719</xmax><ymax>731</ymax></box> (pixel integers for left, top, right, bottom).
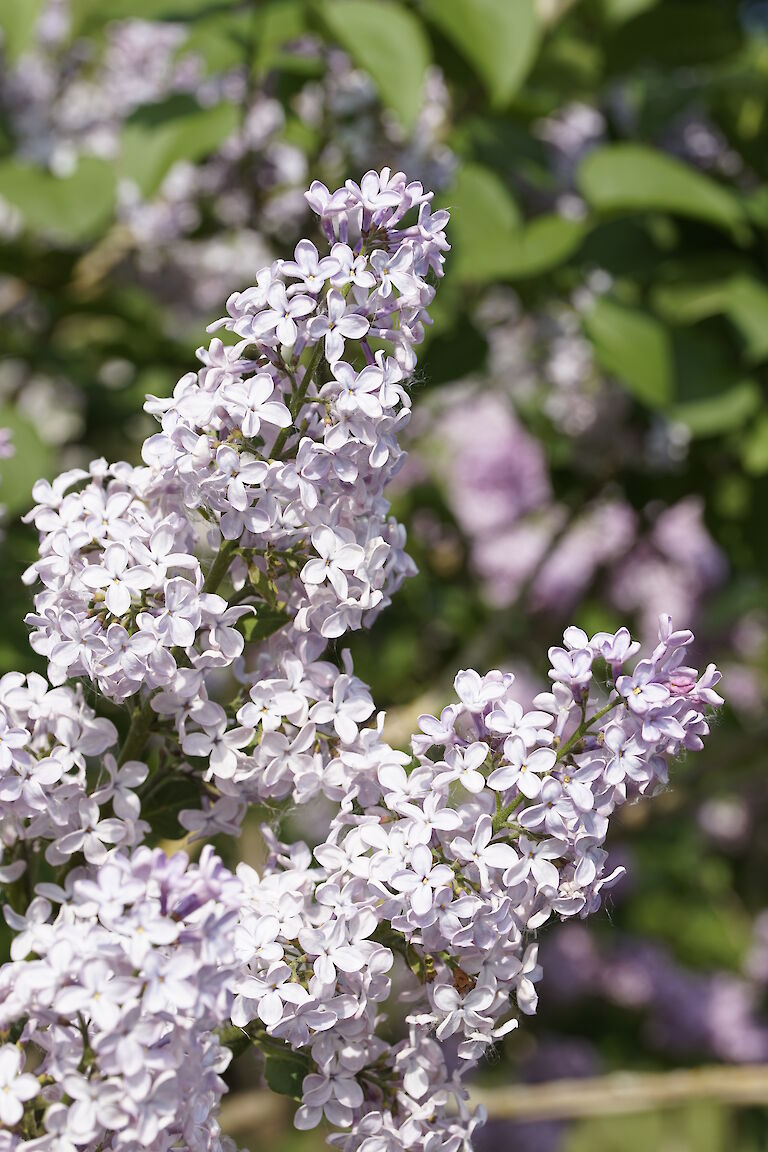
<box><xmin>0</xmin><ymin>170</ymin><xmax>722</xmax><ymax>1152</ymax></box>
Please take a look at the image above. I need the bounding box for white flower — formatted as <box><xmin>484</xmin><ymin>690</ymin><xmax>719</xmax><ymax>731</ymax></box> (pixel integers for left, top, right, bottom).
<box><xmin>450</xmin><ymin>815</ymin><xmax>520</xmax><ymax>888</ymax></box>
<box><xmin>391</xmin><ymin>843</ymin><xmax>454</xmax><ymax>917</ymax></box>
<box><xmin>249</xmin><ymin>283</ymin><xmax>316</xmax><ymax>346</ymax></box>
<box><xmin>307</xmin><ymin>290</ymin><xmax>370</xmax><ymax>362</ymax></box>
<box><xmin>301</xmin><ymin>527</ymin><xmax>365</xmax><ymax>600</ymax></box>
<box><xmin>80</xmin><ymin>544</ymin><xmax>153</xmax><ymax>616</ymax></box>
<box><xmin>0</xmin><ymin>1044</ymin><xmax>39</xmax><ymax>1126</ymax></box>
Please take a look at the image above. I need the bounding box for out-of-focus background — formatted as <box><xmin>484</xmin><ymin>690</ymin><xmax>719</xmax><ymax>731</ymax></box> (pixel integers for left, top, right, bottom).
<box><xmin>1</xmin><ymin>0</ymin><xmax>768</xmax><ymax>1147</ymax></box>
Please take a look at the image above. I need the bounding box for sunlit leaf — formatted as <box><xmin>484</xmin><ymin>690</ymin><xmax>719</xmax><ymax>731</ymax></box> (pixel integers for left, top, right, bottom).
<box><xmin>0</xmin><ymin>407</ymin><xmax>53</xmax><ymax>518</ymax></box>
<box><xmin>584</xmin><ymin>297</ymin><xmax>673</xmax><ymax>407</ymax></box>
<box><xmin>0</xmin><ymin>157</ymin><xmax>116</xmax><ymax>244</ymax></box>
<box><xmin>423</xmin><ymin>0</ymin><xmax>539</xmax><ymax>107</ymax></box>
<box><xmin>120</xmin><ymin>96</ymin><xmax>239</xmax><ymax>197</ymax></box>
<box><xmin>578</xmin><ymin>144</ymin><xmax>748</xmax><ymax>240</ymax></box>
<box><xmin>319</xmin><ymin>0</ymin><xmax>431</xmax><ymax>131</ymax></box>
<box><xmin>0</xmin><ymin>0</ymin><xmax>44</xmax><ymax>60</ymax></box>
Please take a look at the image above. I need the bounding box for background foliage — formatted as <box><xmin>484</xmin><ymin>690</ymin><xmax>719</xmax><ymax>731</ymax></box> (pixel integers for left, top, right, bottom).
<box><xmin>1</xmin><ymin>0</ymin><xmax>768</xmax><ymax>1148</ymax></box>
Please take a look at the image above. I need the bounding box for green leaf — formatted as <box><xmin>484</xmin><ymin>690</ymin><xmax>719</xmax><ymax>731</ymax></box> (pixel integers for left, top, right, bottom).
<box><xmin>0</xmin><ymin>0</ymin><xmax>44</xmax><ymax>60</ymax></box>
<box><xmin>721</xmin><ymin>274</ymin><xmax>768</xmax><ymax>364</ymax></box>
<box><xmin>70</xmin><ymin>0</ymin><xmax>235</xmax><ymax>34</ymax></box>
<box><xmin>181</xmin><ymin>9</ymin><xmax>254</xmax><ymax>72</ymax></box>
<box><xmin>264</xmin><ymin>1051</ymin><xmax>310</xmax><ymax>1099</ymax></box>
<box><xmin>120</xmin><ymin>96</ymin><xmax>239</xmax><ymax>198</ymax></box>
<box><xmin>578</xmin><ymin>144</ymin><xmax>749</xmax><ymax>240</ymax></box>
<box><xmin>498</xmin><ymin>214</ymin><xmax>587</xmax><ymax>279</ymax></box>
<box><xmin>669</xmin><ymin>329</ymin><xmax>760</xmax><ymax>437</ymax></box>
<box><xmin>239</xmin><ymin>606</ymin><xmax>291</xmax><ymax>643</ymax></box>
<box><xmin>599</xmin><ymin>0</ymin><xmax>659</xmax><ymax>23</ymax></box>
<box><xmin>255</xmin><ymin>0</ymin><xmax>307</xmax><ymax>75</ymax></box>
<box><xmin>0</xmin><ymin>157</ymin><xmax>116</xmax><ymax>244</ymax></box>
<box><xmin>742</xmin><ymin>410</ymin><xmax>768</xmax><ymax>475</ymax></box>
<box><xmin>443</xmin><ymin>164</ymin><xmax>522</xmax><ymax>281</ymax></box>
<box><xmin>654</xmin><ymin>274</ymin><xmax>768</xmax><ymax>363</ymax></box>
<box><xmin>0</xmin><ymin>407</ymin><xmax>53</xmax><ymax>517</ymax></box>
<box><xmin>423</xmin><ymin>0</ymin><xmax>539</xmax><ymax>107</ymax></box>
<box><xmin>671</xmin><ymin>378</ymin><xmax>760</xmax><ymax>438</ymax></box>
<box><xmin>318</xmin><ymin>1</ymin><xmax>431</xmax><ymax>132</ymax></box>
<box><xmin>142</xmin><ymin>774</ymin><xmax>203</xmax><ymax>841</ymax></box>
<box><xmin>584</xmin><ymin>298</ymin><xmax>673</xmax><ymax>407</ymax></box>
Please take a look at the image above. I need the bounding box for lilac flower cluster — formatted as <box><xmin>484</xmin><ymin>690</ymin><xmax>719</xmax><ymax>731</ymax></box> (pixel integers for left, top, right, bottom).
<box><xmin>0</xmin><ymin>169</ymin><xmax>722</xmax><ymax>1152</ymax></box>
<box><xmin>0</xmin><ymin>846</ymin><xmax>240</xmax><ymax>1150</ymax></box>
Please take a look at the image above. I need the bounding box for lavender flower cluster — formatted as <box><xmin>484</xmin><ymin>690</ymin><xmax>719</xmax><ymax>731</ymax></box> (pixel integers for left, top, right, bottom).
<box><xmin>0</xmin><ymin>169</ymin><xmax>722</xmax><ymax>1152</ymax></box>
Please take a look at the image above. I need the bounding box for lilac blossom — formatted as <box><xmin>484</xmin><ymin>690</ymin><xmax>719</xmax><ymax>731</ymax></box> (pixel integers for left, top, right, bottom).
<box><xmin>0</xmin><ymin>167</ymin><xmax>724</xmax><ymax>1152</ymax></box>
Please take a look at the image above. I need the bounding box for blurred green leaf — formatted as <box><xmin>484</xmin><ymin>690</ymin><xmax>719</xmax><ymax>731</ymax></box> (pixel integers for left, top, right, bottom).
<box><xmin>318</xmin><ymin>0</ymin><xmax>431</xmax><ymax>131</ymax></box>
<box><xmin>578</xmin><ymin>144</ymin><xmax>748</xmax><ymax>239</ymax></box>
<box><xmin>721</xmin><ymin>275</ymin><xmax>768</xmax><ymax>363</ymax></box>
<box><xmin>0</xmin><ymin>157</ymin><xmax>116</xmax><ymax>243</ymax></box>
<box><xmin>628</xmin><ymin>889</ymin><xmax>750</xmax><ymax>970</ymax></box>
<box><xmin>605</xmin><ymin>0</ymin><xmax>744</xmax><ymax>69</ymax></box>
<box><xmin>668</xmin><ymin>329</ymin><xmax>761</xmax><ymax>437</ymax></box>
<box><xmin>671</xmin><ymin>378</ymin><xmax>760</xmax><ymax>438</ymax></box>
<box><xmin>0</xmin><ymin>407</ymin><xmax>53</xmax><ymax>517</ymax></box>
<box><xmin>423</xmin><ymin>0</ymin><xmax>539</xmax><ymax>107</ymax></box>
<box><xmin>599</xmin><ymin>0</ymin><xmax>659</xmax><ymax>23</ymax></box>
<box><xmin>70</xmin><ymin>0</ymin><xmax>236</xmax><ymax>34</ymax></box>
<box><xmin>120</xmin><ymin>96</ymin><xmax>239</xmax><ymax>197</ymax></box>
<box><xmin>568</xmin><ymin>1102</ymin><xmax>730</xmax><ymax>1152</ymax></box>
<box><xmin>443</xmin><ymin>163</ymin><xmax>521</xmax><ymax>281</ymax></box>
<box><xmin>182</xmin><ymin>9</ymin><xmax>253</xmax><ymax>72</ymax></box>
<box><xmin>500</xmin><ymin>214</ymin><xmax>587</xmax><ymax>278</ymax></box>
<box><xmin>654</xmin><ymin>274</ymin><xmax>768</xmax><ymax>363</ymax></box>
<box><xmin>445</xmin><ymin>167</ymin><xmax>585</xmax><ymax>282</ymax></box>
<box><xmin>584</xmin><ymin>298</ymin><xmax>673</xmax><ymax>407</ymax></box>
<box><xmin>255</xmin><ymin>0</ymin><xmax>307</xmax><ymax>76</ymax></box>
<box><xmin>0</xmin><ymin>0</ymin><xmax>44</xmax><ymax>60</ymax></box>
<box><xmin>742</xmin><ymin>410</ymin><xmax>768</xmax><ymax>475</ymax></box>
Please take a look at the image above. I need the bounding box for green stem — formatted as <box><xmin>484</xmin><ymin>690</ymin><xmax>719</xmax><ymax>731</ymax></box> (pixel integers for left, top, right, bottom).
<box><xmin>203</xmin><ymin>538</ymin><xmax>237</xmax><ymax>594</ymax></box>
<box><xmin>493</xmin><ymin>792</ymin><xmax>524</xmax><ymax>834</ymax></box>
<box><xmin>555</xmin><ymin>697</ymin><xmax>623</xmax><ymax>762</ymax></box>
<box><xmin>118</xmin><ymin>696</ymin><xmax>155</xmax><ymax>766</ymax></box>
<box><xmin>271</xmin><ymin>341</ymin><xmax>325</xmax><ymax>459</ymax></box>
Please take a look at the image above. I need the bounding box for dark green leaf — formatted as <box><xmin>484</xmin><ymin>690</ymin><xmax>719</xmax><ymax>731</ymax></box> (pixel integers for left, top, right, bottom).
<box><xmin>239</xmin><ymin>606</ymin><xmax>291</xmax><ymax>643</ymax></box>
<box><xmin>669</xmin><ymin>329</ymin><xmax>760</xmax><ymax>437</ymax></box>
<box><xmin>584</xmin><ymin>298</ymin><xmax>673</xmax><ymax>408</ymax></box>
<box><xmin>423</xmin><ymin>0</ymin><xmax>539</xmax><ymax>107</ymax></box>
<box><xmin>70</xmin><ymin>0</ymin><xmax>236</xmax><ymax>34</ymax></box>
<box><xmin>319</xmin><ymin>1</ymin><xmax>431</xmax><ymax>132</ymax></box>
<box><xmin>599</xmin><ymin>0</ymin><xmax>659</xmax><ymax>23</ymax></box>
<box><xmin>142</xmin><ymin>774</ymin><xmax>203</xmax><ymax>841</ymax></box>
<box><xmin>578</xmin><ymin>144</ymin><xmax>749</xmax><ymax>240</ymax></box>
<box><xmin>264</xmin><ymin>1051</ymin><xmax>310</xmax><ymax>1099</ymax></box>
